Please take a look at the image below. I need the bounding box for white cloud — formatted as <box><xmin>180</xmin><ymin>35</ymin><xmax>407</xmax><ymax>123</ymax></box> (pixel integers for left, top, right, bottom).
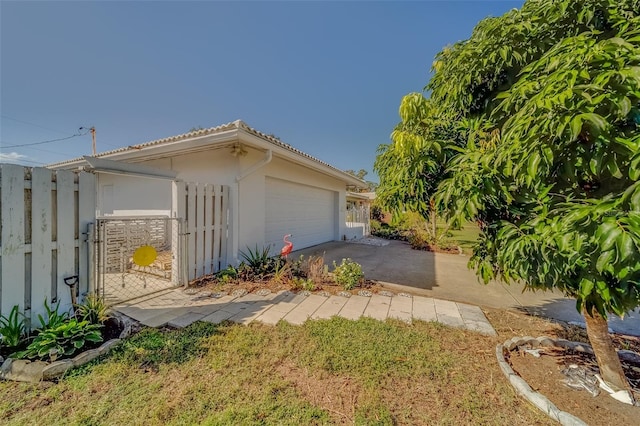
<box><xmin>0</xmin><ymin>152</ymin><xmax>27</xmax><ymax>163</ymax></box>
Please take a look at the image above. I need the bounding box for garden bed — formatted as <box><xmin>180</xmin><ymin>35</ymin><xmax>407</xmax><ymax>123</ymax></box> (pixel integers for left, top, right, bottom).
<box><xmin>1</xmin><ymin>313</ymin><xmax>134</xmax><ymax>383</ymax></box>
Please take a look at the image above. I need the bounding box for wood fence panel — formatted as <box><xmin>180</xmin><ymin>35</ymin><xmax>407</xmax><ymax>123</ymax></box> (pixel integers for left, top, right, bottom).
<box><xmin>29</xmin><ymin>168</ymin><xmax>53</xmax><ymax>323</ymax></box>
<box><xmin>0</xmin><ymin>164</ymin><xmax>26</xmax><ymax>316</ymax></box>
<box><xmin>55</xmin><ymin>171</ymin><xmax>76</xmax><ymax>308</ymax></box>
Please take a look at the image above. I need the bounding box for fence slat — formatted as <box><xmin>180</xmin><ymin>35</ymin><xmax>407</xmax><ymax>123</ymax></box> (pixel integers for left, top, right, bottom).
<box><xmin>78</xmin><ymin>172</ymin><xmax>96</xmax><ymax>297</ymax></box>
<box><xmin>186</xmin><ymin>182</ymin><xmax>197</xmax><ymax>280</ymax></box>
<box><xmin>204</xmin><ymin>184</ymin><xmax>214</xmax><ymax>275</ymax></box>
<box><xmin>172</xmin><ymin>181</ymin><xmax>186</xmax><ymax>285</ymax></box>
<box><xmin>29</xmin><ymin>168</ymin><xmax>53</xmax><ymax>323</ymax></box>
<box><xmin>195</xmin><ymin>183</ymin><xmax>205</xmax><ymax>277</ymax></box>
<box><xmin>212</xmin><ymin>185</ymin><xmax>222</xmax><ymax>272</ymax></box>
<box><xmin>0</xmin><ymin>164</ymin><xmax>26</xmax><ymax>316</ymax></box>
<box><xmin>55</xmin><ymin>171</ymin><xmax>75</xmax><ymax>310</ymax></box>
<box><xmin>219</xmin><ymin>185</ymin><xmax>229</xmax><ymax>269</ymax></box>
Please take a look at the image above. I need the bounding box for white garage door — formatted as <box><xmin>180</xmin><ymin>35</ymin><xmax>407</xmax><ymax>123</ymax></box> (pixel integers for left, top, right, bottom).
<box><xmin>265</xmin><ymin>178</ymin><xmax>336</xmax><ymax>254</ymax></box>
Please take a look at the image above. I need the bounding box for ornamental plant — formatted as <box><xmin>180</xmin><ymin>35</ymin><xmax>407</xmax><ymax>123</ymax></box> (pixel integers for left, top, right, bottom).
<box><xmin>332</xmin><ymin>258</ymin><xmax>364</xmax><ymax>290</ymax></box>
<box><xmin>17</xmin><ymin>319</ymin><xmax>103</xmax><ymax>362</ymax></box>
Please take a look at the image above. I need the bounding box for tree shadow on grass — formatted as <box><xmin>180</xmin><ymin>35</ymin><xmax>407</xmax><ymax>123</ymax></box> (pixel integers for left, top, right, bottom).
<box><xmin>68</xmin><ymin>321</ymin><xmax>224</xmax><ymax>377</ymax></box>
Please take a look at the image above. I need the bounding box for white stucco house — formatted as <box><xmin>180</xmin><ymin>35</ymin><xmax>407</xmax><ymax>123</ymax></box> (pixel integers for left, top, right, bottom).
<box><xmin>50</xmin><ymin>120</ymin><xmax>367</xmax><ymax>271</ymax></box>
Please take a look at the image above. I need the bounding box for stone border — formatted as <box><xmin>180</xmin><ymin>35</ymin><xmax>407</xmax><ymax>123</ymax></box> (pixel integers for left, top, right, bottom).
<box><xmin>496</xmin><ymin>336</ymin><xmax>590</xmax><ymax>426</ymax></box>
<box><xmin>0</xmin><ymin>313</ymin><xmax>136</xmax><ymax>383</ymax></box>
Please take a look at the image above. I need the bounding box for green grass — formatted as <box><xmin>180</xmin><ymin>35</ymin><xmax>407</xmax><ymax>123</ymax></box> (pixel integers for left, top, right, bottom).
<box><xmin>0</xmin><ymin>318</ymin><xmax>552</xmax><ymax>425</ymax></box>
<box><xmin>438</xmin><ymin>219</ymin><xmax>481</xmax><ymax>253</ymax></box>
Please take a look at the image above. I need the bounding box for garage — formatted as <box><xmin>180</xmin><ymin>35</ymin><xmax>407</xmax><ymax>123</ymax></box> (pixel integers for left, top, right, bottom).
<box><xmin>265</xmin><ymin>177</ymin><xmax>337</xmax><ymax>253</ymax></box>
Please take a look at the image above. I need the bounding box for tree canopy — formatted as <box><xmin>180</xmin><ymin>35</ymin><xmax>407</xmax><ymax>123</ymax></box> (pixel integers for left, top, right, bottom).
<box><xmin>376</xmin><ymin>0</ymin><xmax>640</xmax><ymax>319</ymax></box>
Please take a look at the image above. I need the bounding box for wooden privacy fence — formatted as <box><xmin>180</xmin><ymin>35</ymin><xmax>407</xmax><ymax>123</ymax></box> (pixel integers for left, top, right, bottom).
<box><xmin>0</xmin><ymin>164</ymin><xmax>95</xmax><ymax>325</ymax></box>
<box><xmin>173</xmin><ymin>182</ymin><xmax>229</xmax><ymax>281</ymax></box>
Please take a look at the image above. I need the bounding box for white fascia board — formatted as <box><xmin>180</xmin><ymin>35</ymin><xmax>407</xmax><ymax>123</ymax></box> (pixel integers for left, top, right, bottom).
<box><xmin>238</xmin><ymin>132</ymin><xmax>367</xmax><ymax>188</ymax></box>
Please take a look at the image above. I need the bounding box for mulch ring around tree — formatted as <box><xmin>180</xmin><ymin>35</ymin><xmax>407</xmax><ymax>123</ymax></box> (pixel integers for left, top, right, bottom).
<box><xmin>505</xmin><ymin>335</ymin><xmax>640</xmax><ymax>425</ymax></box>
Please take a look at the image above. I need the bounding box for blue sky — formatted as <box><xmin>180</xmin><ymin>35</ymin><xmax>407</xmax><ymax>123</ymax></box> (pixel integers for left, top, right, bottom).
<box><xmin>1</xmin><ymin>1</ymin><xmax>522</xmax><ymax>179</ymax></box>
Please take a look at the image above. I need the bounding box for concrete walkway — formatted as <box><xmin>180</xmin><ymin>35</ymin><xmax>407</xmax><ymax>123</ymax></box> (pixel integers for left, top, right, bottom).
<box><xmin>114</xmin><ymin>288</ymin><xmax>497</xmax><ymax>336</ymax></box>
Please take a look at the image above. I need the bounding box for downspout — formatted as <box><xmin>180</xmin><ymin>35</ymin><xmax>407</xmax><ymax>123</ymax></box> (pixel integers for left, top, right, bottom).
<box><xmin>235</xmin><ymin>149</ymin><xmax>272</xmax><ymax>182</ymax></box>
<box><xmin>232</xmin><ymin>149</ymin><xmax>273</xmax><ymax>264</ymax></box>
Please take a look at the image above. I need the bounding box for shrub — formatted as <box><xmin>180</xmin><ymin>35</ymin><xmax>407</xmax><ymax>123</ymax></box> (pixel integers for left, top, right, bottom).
<box><xmin>292</xmin><ymin>277</ymin><xmax>316</xmax><ymax>291</ymax></box>
<box><xmin>75</xmin><ymin>294</ymin><xmax>110</xmax><ymax>325</ymax></box>
<box><xmin>332</xmin><ymin>258</ymin><xmax>364</xmax><ymax>290</ymax></box>
<box><xmin>18</xmin><ymin>319</ymin><xmax>103</xmax><ymax>362</ymax></box>
<box><xmin>0</xmin><ymin>305</ymin><xmax>26</xmax><ymax>349</ymax></box>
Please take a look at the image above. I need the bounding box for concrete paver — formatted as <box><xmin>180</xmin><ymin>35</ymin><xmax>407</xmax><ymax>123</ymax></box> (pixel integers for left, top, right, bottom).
<box><xmin>283</xmin><ymin>295</ymin><xmax>328</xmax><ymax>325</ymax></box>
<box><xmin>312</xmin><ymin>295</ymin><xmax>348</xmax><ymax>319</ymax></box>
<box><xmin>167</xmin><ymin>312</ymin><xmax>206</xmax><ymax>328</ymax></box>
<box><xmin>412</xmin><ymin>296</ymin><xmax>437</xmax><ymax>322</ymax></box>
<box><xmin>201</xmin><ymin>309</ymin><xmax>236</xmax><ymax>324</ymax></box>
<box><xmin>388</xmin><ymin>295</ymin><xmax>413</xmax><ymax>322</ymax></box>
<box><xmin>338</xmin><ymin>295</ymin><xmax>370</xmax><ymax>320</ymax></box>
<box><xmin>363</xmin><ymin>294</ymin><xmax>391</xmax><ymax>320</ymax></box>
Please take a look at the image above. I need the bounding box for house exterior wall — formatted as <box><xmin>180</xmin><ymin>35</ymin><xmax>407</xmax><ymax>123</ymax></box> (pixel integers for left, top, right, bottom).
<box><xmin>93</xmin><ymin>144</ymin><xmax>349</xmax><ymax>266</ymax></box>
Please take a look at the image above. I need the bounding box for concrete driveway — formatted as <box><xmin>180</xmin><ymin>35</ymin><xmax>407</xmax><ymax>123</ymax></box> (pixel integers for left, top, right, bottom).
<box><xmin>295</xmin><ymin>238</ymin><xmax>640</xmax><ymax>336</ymax></box>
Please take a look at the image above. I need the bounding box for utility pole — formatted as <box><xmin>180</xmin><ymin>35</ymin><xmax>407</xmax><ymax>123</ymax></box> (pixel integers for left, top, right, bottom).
<box><xmin>90</xmin><ymin>127</ymin><xmax>96</xmax><ymax>155</ymax></box>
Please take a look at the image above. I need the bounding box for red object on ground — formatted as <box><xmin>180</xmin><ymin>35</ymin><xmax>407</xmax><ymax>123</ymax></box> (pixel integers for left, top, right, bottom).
<box><xmin>281</xmin><ymin>234</ymin><xmax>293</xmax><ymax>258</ymax></box>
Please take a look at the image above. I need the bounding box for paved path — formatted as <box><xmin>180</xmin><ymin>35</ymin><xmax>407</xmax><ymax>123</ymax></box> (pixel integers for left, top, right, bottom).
<box><xmin>114</xmin><ymin>288</ymin><xmax>497</xmax><ymax>336</ymax></box>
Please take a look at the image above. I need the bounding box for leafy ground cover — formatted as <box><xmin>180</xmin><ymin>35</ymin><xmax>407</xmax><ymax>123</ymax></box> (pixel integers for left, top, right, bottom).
<box><xmin>0</xmin><ymin>316</ymin><xmax>555</xmax><ymax>425</ymax></box>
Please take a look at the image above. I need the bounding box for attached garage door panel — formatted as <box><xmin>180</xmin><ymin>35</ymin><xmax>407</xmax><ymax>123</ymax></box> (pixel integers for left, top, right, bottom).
<box><xmin>265</xmin><ymin>178</ymin><xmax>336</xmax><ymax>253</ymax></box>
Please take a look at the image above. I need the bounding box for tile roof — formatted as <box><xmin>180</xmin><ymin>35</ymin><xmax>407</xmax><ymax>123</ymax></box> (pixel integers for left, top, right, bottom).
<box><xmin>47</xmin><ymin>120</ymin><xmax>351</xmax><ymax>179</ymax></box>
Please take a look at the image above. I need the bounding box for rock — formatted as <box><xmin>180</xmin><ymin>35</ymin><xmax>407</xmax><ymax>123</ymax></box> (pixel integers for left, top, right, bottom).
<box><xmin>42</xmin><ymin>360</ymin><xmax>74</xmax><ymax>380</ymax></box>
<box><xmin>231</xmin><ymin>289</ymin><xmax>248</xmax><ymax>297</ymax></box>
<box><xmin>300</xmin><ymin>290</ymin><xmax>312</xmax><ymax>297</ymax></box>
<box><xmin>379</xmin><ymin>290</ymin><xmax>395</xmax><ymax>297</ymax></box>
<box><xmin>255</xmin><ymin>289</ymin><xmax>271</xmax><ymax>296</ymax></box>
<box><xmin>72</xmin><ymin>349</ymin><xmax>102</xmax><ymax>367</ymax></box>
<box><xmin>1</xmin><ymin>359</ymin><xmax>48</xmax><ymax>383</ymax></box>
<box><xmin>211</xmin><ymin>292</ymin><xmax>228</xmax><ymax>298</ymax></box>
<box><xmin>183</xmin><ymin>288</ymin><xmax>199</xmax><ymax>295</ymax></box>
<box><xmin>337</xmin><ymin>291</ymin><xmax>351</xmax><ymax>298</ymax></box>
<box><xmin>397</xmin><ymin>292</ymin><xmax>413</xmax><ymax>298</ymax></box>
<box><xmin>358</xmin><ymin>290</ymin><xmax>373</xmax><ymax>297</ymax></box>
<box><xmin>97</xmin><ymin>339</ymin><xmax>121</xmax><ymax>356</ymax></box>
<box><xmin>317</xmin><ymin>291</ymin><xmax>331</xmax><ymax>297</ymax></box>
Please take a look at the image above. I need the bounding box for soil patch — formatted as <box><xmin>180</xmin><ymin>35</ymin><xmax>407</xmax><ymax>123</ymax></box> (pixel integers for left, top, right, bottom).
<box><xmin>507</xmin><ymin>346</ymin><xmax>640</xmax><ymax>424</ymax></box>
<box><xmin>190</xmin><ymin>274</ymin><xmax>384</xmax><ymax>297</ymax></box>
<box><xmin>276</xmin><ymin>361</ymin><xmax>361</xmax><ymax>424</ymax></box>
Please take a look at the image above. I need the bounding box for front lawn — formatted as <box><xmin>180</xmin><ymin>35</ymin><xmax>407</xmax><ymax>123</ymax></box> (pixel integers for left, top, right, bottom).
<box><xmin>0</xmin><ymin>317</ymin><xmax>551</xmax><ymax>425</ymax></box>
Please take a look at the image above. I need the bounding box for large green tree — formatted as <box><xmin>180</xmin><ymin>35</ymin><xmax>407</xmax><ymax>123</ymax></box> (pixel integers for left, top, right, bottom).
<box><xmin>376</xmin><ymin>0</ymin><xmax>640</xmax><ymax>397</ymax></box>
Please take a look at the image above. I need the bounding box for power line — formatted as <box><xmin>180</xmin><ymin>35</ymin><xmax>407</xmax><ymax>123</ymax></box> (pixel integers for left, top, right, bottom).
<box><xmin>0</xmin><ymin>115</ymin><xmax>72</xmax><ymax>136</ymax></box>
<box><xmin>1</xmin><ymin>129</ymin><xmax>90</xmax><ymax>149</ymax></box>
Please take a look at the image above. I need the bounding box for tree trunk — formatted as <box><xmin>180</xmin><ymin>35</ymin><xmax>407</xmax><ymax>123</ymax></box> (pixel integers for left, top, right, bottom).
<box><xmin>583</xmin><ymin>307</ymin><xmax>633</xmax><ymax>397</ymax></box>
<box><xmin>429</xmin><ymin>198</ymin><xmax>437</xmax><ymax>239</ymax></box>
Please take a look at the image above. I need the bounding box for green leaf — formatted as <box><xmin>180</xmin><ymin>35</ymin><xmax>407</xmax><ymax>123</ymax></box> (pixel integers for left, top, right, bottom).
<box><xmin>527</xmin><ymin>152</ymin><xmax>541</xmax><ymax>180</ymax></box>
<box><xmin>579</xmin><ymin>278</ymin><xmax>594</xmax><ymax>298</ymax></box>
<box><xmin>596</xmin><ymin>250</ymin><xmax>615</xmax><ymax>273</ymax></box>
<box><xmin>616</xmin><ymin>232</ymin><xmax>635</xmax><ymax>259</ymax></box>
<box><xmin>620</xmin><ymin>97</ymin><xmax>632</xmax><ymax>117</ymax></box>
<box><xmin>600</xmin><ymin>226</ymin><xmax>622</xmax><ymax>251</ymax></box>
